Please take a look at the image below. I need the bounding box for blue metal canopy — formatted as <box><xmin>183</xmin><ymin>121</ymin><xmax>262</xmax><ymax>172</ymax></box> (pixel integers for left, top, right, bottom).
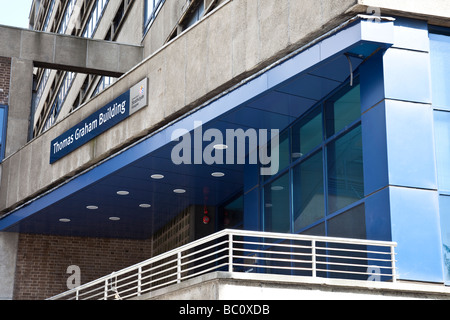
<box><xmin>0</xmin><ymin>18</ymin><xmax>394</xmax><ymax>239</ymax></box>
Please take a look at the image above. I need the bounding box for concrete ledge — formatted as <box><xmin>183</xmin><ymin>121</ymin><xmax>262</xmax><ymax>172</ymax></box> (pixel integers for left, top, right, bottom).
<box><xmin>134</xmin><ymin>272</ymin><xmax>450</xmax><ymax>300</ymax></box>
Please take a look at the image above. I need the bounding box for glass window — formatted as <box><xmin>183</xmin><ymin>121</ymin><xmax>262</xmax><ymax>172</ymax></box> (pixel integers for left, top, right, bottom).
<box><xmin>325</xmin><ymin>83</ymin><xmax>361</xmax><ymax>138</ymax></box>
<box><xmin>293</xmin><ymin>151</ymin><xmax>324</xmax><ymax>232</ymax></box>
<box><xmin>145</xmin><ymin>0</ymin><xmax>164</xmax><ymax>32</ymax></box>
<box><xmin>218</xmin><ymin>194</ymin><xmax>244</xmax><ymax>230</ymax></box>
<box><xmin>430</xmin><ymin>33</ymin><xmax>450</xmax><ymax>109</ymax></box>
<box><xmin>261</xmin><ymin>77</ymin><xmax>364</xmax><ymax>238</ymax></box>
<box><xmin>264</xmin><ymin>173</ymin><xmax>290</xmax><ymax>233</ymax></box>
<box><xmin>327</xmin><ymin>125</ymin><xmax>364</xmax><ymax>214</ymax></box>
<box><xmin>327</xmin><ymin>204</ymin><xmax>366</xmax><ymax>239</ymax></box>
<box><xmin>277</xmin><ymin>130</ymin><xmax>290</xmax><ymax>172</ymax></box>
<box><xmin>434</xmin><ymin>110</ymin><xmax>450</xmax><ymax>192</ymax></box>
<box><xmin>291</xmin><ymin>107</ymin><xmax>323</xmax><ymax>160</ymax></box>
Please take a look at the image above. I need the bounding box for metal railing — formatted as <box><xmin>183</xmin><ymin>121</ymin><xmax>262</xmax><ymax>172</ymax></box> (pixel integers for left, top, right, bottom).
<box><xmin>48</xmin><ymin>229</ymin><xmax>397</xmax><ymax>300</ymax></box>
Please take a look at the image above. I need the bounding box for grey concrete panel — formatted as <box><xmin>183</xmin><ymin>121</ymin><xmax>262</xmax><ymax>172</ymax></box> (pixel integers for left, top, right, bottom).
<box><xmin>0</xmin><ymin>232</ymin><xmax>18</xmax><ymax>300</ymax></box>
<box><xmin>86</xmin><ymin>40</ymin><xmax>120</xmax><ymax>74</ymax></box>
<box><xmin>53</xmin><ymin>35</ymin><xmax>88</xmax><ymax>69</ymax></box>
<box><xmin>20</xmin><ymin>30</ymin><xmax>55</xmax><ymax>63</ymax></box>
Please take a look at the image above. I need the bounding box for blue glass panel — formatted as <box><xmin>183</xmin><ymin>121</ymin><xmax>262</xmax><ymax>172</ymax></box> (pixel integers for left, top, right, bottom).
<box><xmin>327</xmin><ymin>125</ymin><xmax>364</xmax><ymax>214</ymax></box>
<box><xmin>439</xmin><ymin>195</ymin><xmax>450</xmax><ymax>285</ymax></box>
<box><xmin>291</xmin><ymin>107</ymin><xmax>323</xmax><ymax>160</ymax></box>
<box><xmin>292</xmin><ymin>151</ymin><xmax>324</xmax><ymax>232</ymax></box>
<box><xmin>325</xmin><ymin>83</ymin><xmax>361</xmax><ymax>138</ymax></box>
<box><xmin>434</xmin><ymin>110</ymin><xmax>450</xmax><ymax>192</ymax></box>
<box><xmin>264</xmin><ymin>173</ymin><xmax>290</xmax><ymax>233</ymax></box>
<box><xmin>430</xmin><ymin>33</ymin><xmax>450</xmax><ymax>109</ymax></box>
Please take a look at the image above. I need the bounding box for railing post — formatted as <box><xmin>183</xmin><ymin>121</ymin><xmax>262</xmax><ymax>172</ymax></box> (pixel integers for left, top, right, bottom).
<box><xmin>391</xmin><ymin>245</ymin><xmax>397</xmax><ymax>283</ymax></box>
<box><xmin>104</xmin><ymin>279</ymin><xmax>108</xmax><ymax>300</ymax></box>
<box><xmin>177</xmin><ymin>252</ymin><xmax>182</xmax><ymax>283</ymax></box>
<box><xmin>228</xmin><ymin>233</ymin><xmax>233</xmax><ymax>273</ymax></box>
<box><xmin>138</xmin><ymin>266</ymin><xmax>142</xmax><ymax>296</ymax></box>
<box><xmin>312</xmin><ymin>240</ymin><xmax>317</xmax><ymax>278</ymax></box>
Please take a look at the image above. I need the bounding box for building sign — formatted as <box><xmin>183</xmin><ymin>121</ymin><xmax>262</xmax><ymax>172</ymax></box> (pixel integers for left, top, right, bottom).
<box><xmin>50</xmin><ymin>78</ymin><xmax>148</xmax><ymax>164</ymax></box>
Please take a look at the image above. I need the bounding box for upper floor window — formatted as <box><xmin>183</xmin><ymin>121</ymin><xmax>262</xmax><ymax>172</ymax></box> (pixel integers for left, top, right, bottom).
<box><xmin>144</xmin><ymin>0</ymin><xmax>164</xmax><ymax>33</ymax></box>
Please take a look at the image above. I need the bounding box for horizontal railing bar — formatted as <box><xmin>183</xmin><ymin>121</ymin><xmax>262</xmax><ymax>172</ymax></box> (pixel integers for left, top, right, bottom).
<box><xmin>315</xmin><ymin>245</ymin><xmax>393</xmax><ymax>256</ymax></box>
<box><xmin>314</xmin><ymin>267</ymin><xmax>394</xmax><ymax>277</ymax></box>
<box><xmin>181</xmin><ymin>240</ymin><xmax>229</xmax><ymax>260</ymax></box>
<box><xmin>315</xmin><ymin>253</ymin><xmax>392</xmax><ymax>263</ymax></box>
<box><xmin>180</xmin><ymin>247</ymin><xmax>229</xmax><ymax>268</ymax></box>
<box><xmin>181</xmin><ymin>256</ymin><xmax>229</xmax><ymax>275</ymax></box>
<box><xmin>225</xmin><ymin>229</ymin><xmax>397</xmax><ymax>247</ymax></box>
<box><xmin>232</xmin><ymin>262</ymin><xmax>313</xmax><ymax>273</ymax></box>
<box><xmin>180</xmin><ymin>262</ymin><xmax>229</xmax><ymax>282</ymax></box>
<box><xmin>233</xmin><ymin>247</ymin><xmax>314</xmax><ymax>259</ymax></box>
<box><xmin>233</xmin><ymin>240</ymin><xmax>314</xmax><ymax>251</ymax></box>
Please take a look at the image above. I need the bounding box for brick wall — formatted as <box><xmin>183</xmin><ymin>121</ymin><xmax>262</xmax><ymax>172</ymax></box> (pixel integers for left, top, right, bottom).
<box><xmin>13</xmin><ymin>211</ymin><xmax>192</xmax><ymax>300</ymax></box>
<box><xmin>13</xmin><ymin>234</ymin><xmax>154</xmax><ymax>300</ymax></box>
<box><xmin>0</xmin><ymin>57</ymin><xmax>11</xmax><ymax>105</ymax></box>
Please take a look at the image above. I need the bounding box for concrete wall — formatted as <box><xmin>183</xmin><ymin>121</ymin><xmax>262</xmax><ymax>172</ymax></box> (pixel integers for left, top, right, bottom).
<box><xmin>0</xmin><ymin>0</ymin><xmax>362</xmax><ymax>214</ymax></box>
<box><xmin>4</xmin><ymin>0</ymin><xmax>450</xmax><ymax>213</ymax></box>
<box><xmin>0</xmin><ymin>232</ymin><xmax>18</xmax><ymax>300</ymax></box>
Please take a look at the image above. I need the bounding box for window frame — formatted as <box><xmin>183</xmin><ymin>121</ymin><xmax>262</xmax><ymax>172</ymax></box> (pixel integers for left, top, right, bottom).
<box><xmin>144</xmin><ymin>0</ymin><xmax>165</xmax><ymax>35</ymax></box>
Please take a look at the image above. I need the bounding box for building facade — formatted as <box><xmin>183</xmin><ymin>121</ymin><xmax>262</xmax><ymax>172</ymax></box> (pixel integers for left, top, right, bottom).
<box><xmin>1</xmin><ymin>0</ymin><xmax>450</xmax><ymax>300</ymax></box>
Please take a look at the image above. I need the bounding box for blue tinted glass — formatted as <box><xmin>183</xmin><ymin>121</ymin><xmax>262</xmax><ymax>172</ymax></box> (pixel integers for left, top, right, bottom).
<box><xmin>293</xmin><ymin>151</ymin><xmax>324</xmax><ymax>232</ymax></box>
<box><xmin>430</xmin><ymin>33</ymin><xmax>450</xmax><ymax>109</ymax></box>
<box><xmin>434</xmin><ymin>110</ymin><xmax>450</xmax><ymax>191</ymax></box>
<box><xmin>264</xmin><ymin>173</ymin><xmax>290</xmax><ymax>233</ymax></box>
<box><xmin>327</xmin><ymin>125</ymin><xmax>364</xmax><ymax>214</ymax></box>
<box><xmin>325</xmin><ymin>83</ymin><xmax>361</xmax><ymax>138</ymax></box>
<box><xmin>291</xmin><ymin>107</ymin><xmax>323</xmax><ymax>160</ymax></box>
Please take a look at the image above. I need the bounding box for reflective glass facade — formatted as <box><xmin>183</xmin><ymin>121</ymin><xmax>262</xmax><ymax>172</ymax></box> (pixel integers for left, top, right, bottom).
<box><xmin>431</xmin><ymin>30</ymin><xmax>450</xmax><ymax>285</ymax></box>
<box><xmin>262</xmin><ymin>80</ymin><xmax>365</xmax><ymax>239</ymax></box>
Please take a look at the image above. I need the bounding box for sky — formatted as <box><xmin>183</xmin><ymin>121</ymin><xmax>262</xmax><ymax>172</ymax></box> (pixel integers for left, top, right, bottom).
<box><xmin>0</xmin><ymin>0</ymin><xmax>34</xmax><ymax>28</ymax></box>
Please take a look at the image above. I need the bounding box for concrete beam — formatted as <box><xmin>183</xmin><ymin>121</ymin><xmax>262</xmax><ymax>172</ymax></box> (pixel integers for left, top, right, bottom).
<box><xmin>0</xmin><ymin>25</ymin><xmax>144</xmax><ymax>77</ymax></box>
<box><xmin>5</xmin><ymin>58</ymin><xmax>34</xmax><ymax>158</ymax></box>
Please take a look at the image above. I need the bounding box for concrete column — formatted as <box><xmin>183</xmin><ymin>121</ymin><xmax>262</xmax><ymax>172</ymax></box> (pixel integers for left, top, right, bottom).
<box><xmin>361</xmin><ymin>18</ymin><xmax>443</xmax><ymax>283</ymax></box>
<box><xmin>0</xmin><ymin>232</ymin><xmax>18</xmax><ymax>300</ymax></box>
<box><xmin>5</xmin><ymin>58</ymin><xmax>33</xmax><ymax>158</ymax></box>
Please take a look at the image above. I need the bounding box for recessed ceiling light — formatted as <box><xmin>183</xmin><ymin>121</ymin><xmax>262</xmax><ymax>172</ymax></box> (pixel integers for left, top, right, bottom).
<box><xmin>173</xmin><ymin>189</ymin><xmax>186</xmax><ymax>194</ymax></box>
<box><xmin>139</xmin><ymin>204</ymin><xmax>151</xmax><ymax>208</ymax></box>
<box><xmin>109</xmin><ymin>217</ymin><xmax>121</xmax><ymax>221</ymax></box>
<box><xmin>117</xmin><ymin>191</ymin><xmax>130</xmax><ymax>196</ymax></box>
<box><xmin>151</xmin><ymin>174</ymin><xmax>165</xmax><ymax>180</ymax></box>
<box><xmin>292</xmin><ymin>152</ymin><xmax>304</xmax><ymax>159</ymax></box>
<box><xmin>271</xmin><ymin>186</ymin><xmax>284</xmax><ymax>191</ymax></box>
<box><xmin>87</xmin><ymin>205</ymin><xmax>98</xmax><ymax>210</ymax></box>
<box><xmin>213</xmin><ymin>144</ymin><xmax>228</xmax><ymax>150</ymax></box>
<box><xmin>59</xmin><ymin>218</ymin><xmax>71</xmax><ymax>223</ymax></box>
<box><xmin>265</xmin><ymin>203</ymin><xmax>273</xmax><ymax>208</ymax></box>
<box><xmin>211</xmin><ymin>172</ymin><xmax>225</xmax><ymax>178</ymax></box>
